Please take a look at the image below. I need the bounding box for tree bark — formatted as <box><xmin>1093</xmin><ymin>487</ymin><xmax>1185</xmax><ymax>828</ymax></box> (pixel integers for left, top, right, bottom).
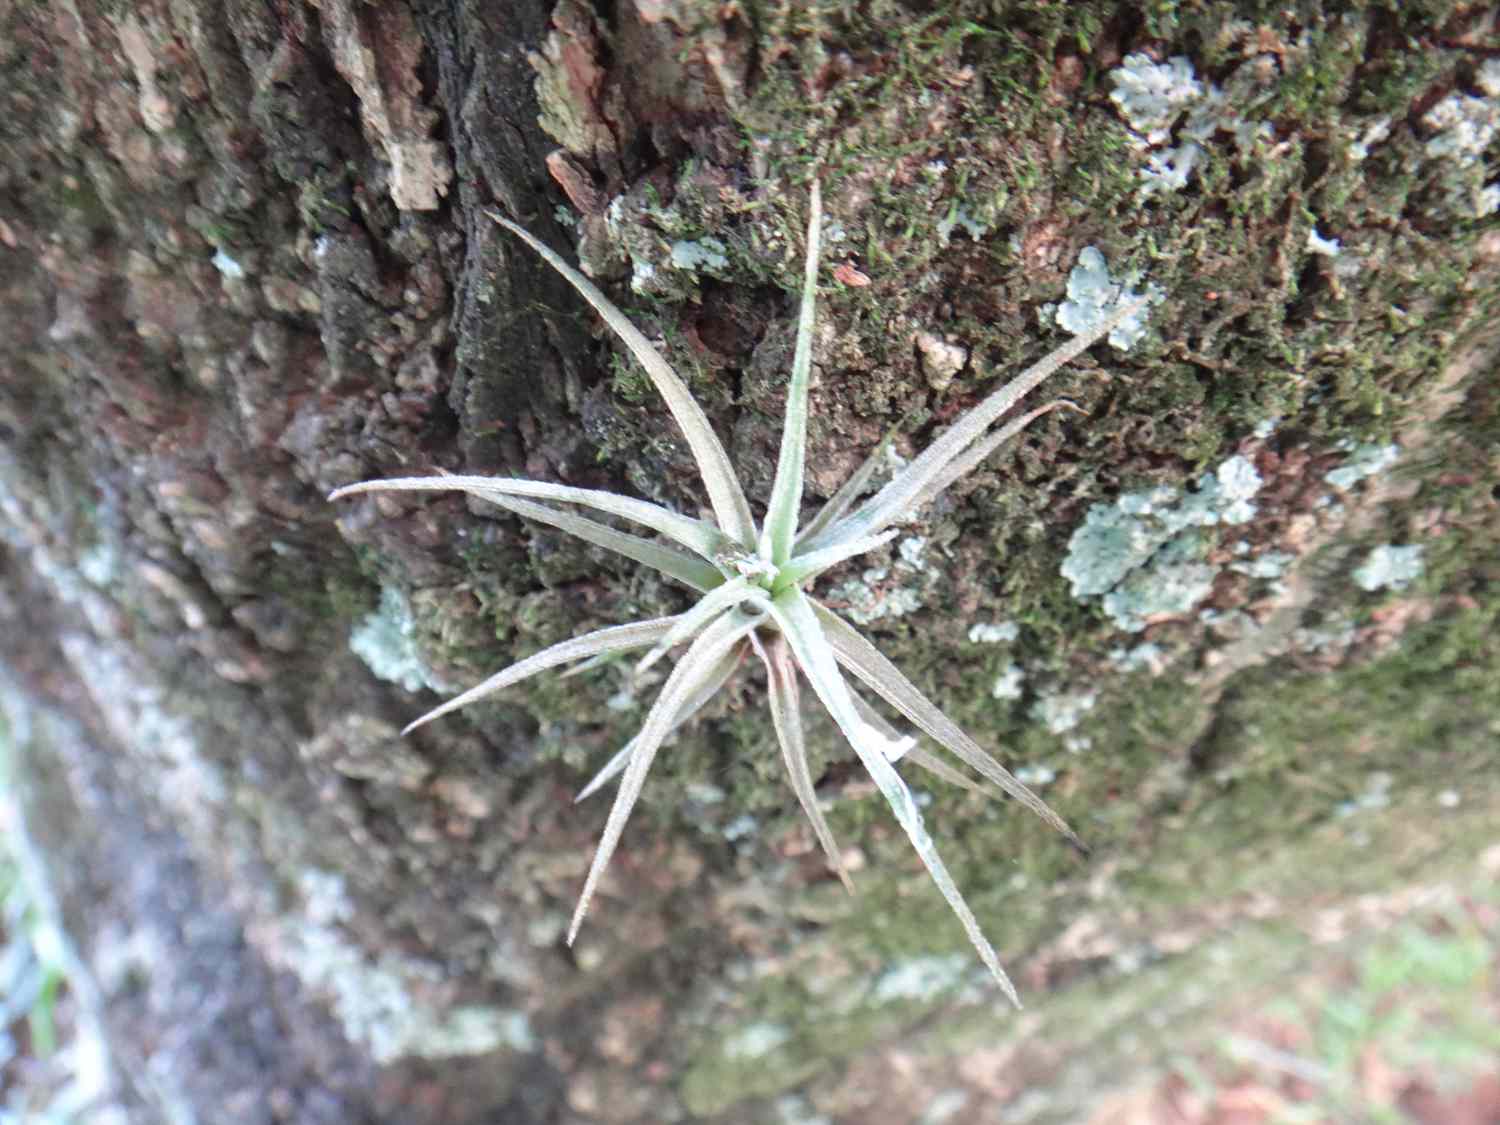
<box><xmin>1</xmin><ymin>2</ymin><xmax>1497</xmax><ymax>1122</ymax></box>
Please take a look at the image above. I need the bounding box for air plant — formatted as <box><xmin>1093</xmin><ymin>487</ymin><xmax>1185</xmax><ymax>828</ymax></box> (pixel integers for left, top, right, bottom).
<box><xmin>330</xmin><ymin>184</ymin><xmax>1148</xmax><ymax>1006</ymax></box>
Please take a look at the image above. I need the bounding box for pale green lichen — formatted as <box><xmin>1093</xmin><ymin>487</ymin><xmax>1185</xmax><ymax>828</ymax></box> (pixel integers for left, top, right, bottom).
<box><xmin>828</xmin><ymin>536</ymin><xmax>933</xmax><ymax>625</ymax></box>
<box><xmin>1306</xmin><ymin>227</ymin><xmax>1342</xmax><ymax>257</ymax></box>
<box><xmin>1348</xmin><ymin>116</ymin><xmax>1392</xmax><ymax>162</ymax></box>
<box><xmin>1108</xmin><ymin>641</ymin><xmax>1167</xmax><ymax>673</ymax></box>
<box><xmin>1230</xmin><ymin>550</ymin><xmax>1296</xmax><ymax>580</ymax></box>
<box><xmin>349</xmin><ymin>585</ymin><xmax>449</xmax><ymax>694</ymax></box>
<box><xmin>76</xmin><ymin>542</ymin><xmax>120</xmax><ymax>587</ymax></box>
<box><xmin>1102</xmin><ymin>536</ymin><xmax>1219</xmax><ymax>633</ymax></box>
<box><xmin>1326</xmin><ymin>442</ymin><xmax>1400</xmax><ymax>490</ymax></box>
<box><xmin>1108</xmin><ymin>51</ymin><xmax>1275</xmax><ymax>199</ymax></box>
<box><xmin>606</xmin><ymin>682</ymin><xmax>640</xmax><ymax>712</ymax></box>
<box><xmin>56</xmin><ymin>634</ymin><xmax>227</xmax><ymax>820</ymax></box>
<box><xmin>1030</xmin><ymin>689</ymin><xmax>1097</xmax><ymax>735</ymax></box>
<box><xmin>685</xmin><ymin>780</ymin><xmax>727</xmax><ymax>805</ymax></box>
<box><xmin>211</xmin><ymin>248</ymin><xmax>245</xmax><ymax>279</ymax></box>
<box><xmin>1353</xmin><ymin>544</ymin><xmax>1426</xmax><ymax>592</ymax></box>
<box><xmin>990</xmin><ymin>662</ymin><xmax>1025</xmax><ymax>701</ymax></box>
<box><xmin>1478</xmin><ymin>59</ymin><xmax>1500</xmax><ymax>97</ymax></box>
<box><xmin>629</xmin><ymin>257</ymin><xmax>658</xmax><ymax>292</ymax></box>
<box><xmin>723</xmin><ymin>1021</ymin><xmax>791</xmax><ymax>1059</ymax></box>
<box><xmin>669</xmin><ymin>237</ymin><xmax>730</xmax><ymax>273</ymax></box>
<box><xmin>1108</xmin><ymin>55</ymin><xmax>1202</xmax><ymax>144</ymax></box>
<box><xmin>967</xmin><ymin>621</ymin><xmax>1018</xmax><ymax>645</ymax></box>
<box><xmin>1422</xmin><ymin>61</ymin><xmax>1500</xmax><ymax>217</ymax></box>
<box><xmin>1061</xmin><ymin>455</ymin><xmax>1263</xmax><ymax>632</ymax></box>
<box><xmin>1335</xmin><ymin>771</ymin><xmax>1393</xmax><ymax>818</ymax></box>
<box><xmin>1052</xmin><ymin>247</ymin><xmax>1159</xmax><ymax>351</ymax></box>
<box><xmin>1014</xmin><ymin>762</ymin><xmax>1057</xmax><ymax>788</ymax></box>
<box><xmin>935</xmin><ymin>204</ymin><xmax>989</xmax><ymax>244</ymax></box>
<box><xmin>268</xmin><ymin>869</ymin><xmax>533</xmax><ymax>1064</ymax></box>
<box><xmin>1294</xmin><ymin>620</ymin><xmax>1357</xmax><ymax>654</ymax></box>
<box><xmin>722</xmin><ymin>813</ymin><xmax>759</xmax><ymax>841</ymax></box>
<box><xmin>870</xmin><ymin>954</ymin><xmax>969</xmax><ymax>1003</ymax></box>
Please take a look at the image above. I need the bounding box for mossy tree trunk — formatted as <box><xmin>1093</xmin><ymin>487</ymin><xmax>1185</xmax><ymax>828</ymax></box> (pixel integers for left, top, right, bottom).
<box><xmin>1</xmin><ymin>1</ymin><xmax>1496</xmax><ymax>1122</ymax></box>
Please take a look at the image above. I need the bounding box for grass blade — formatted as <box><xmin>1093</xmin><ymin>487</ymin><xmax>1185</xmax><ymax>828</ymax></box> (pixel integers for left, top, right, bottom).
<box><xmin>775</xmin><ymin>529</ymin><xmax>898</xmax><ymax>590</ymax></box>
<box><xmin>909</xmin><ymin>400</ymin><xmax>1084</xmax><ymax>514</ymax></box>
<box><xmin>564</xmin><ymin>735</ymin><xmax>630</xmax><ymax>804</ymax></box>
<box><xmin>851</xmin><ymin>692</ymin><xmax>986</xmax><ymax>794</ymax></box>
<box><xmin>487</xmin><ymin>211</ymin><xmax>757</xmax><ymax>546</ymax></box>
<box><xmin>812</xmin><ymin>600</ymin><xmax>1084</xmax><ymax>852</ymax></box>
<box><xmin>575</xmin><ymin>645</ymin><xmax>743</xmax><ymax>802</ymax></box>
<box><xmin>902</xmin><ymin>745</ymin><xmax>988</xmax><ymax>794</ymax></box>
<box><xmin>479</xmin><ymin>492</ymin><xmax>721</xmax><ymax>593</ymax></box>
<box><xmin>636</xmin><ymin>577</ymin><xmax>758</xmax><ymax>673</ymax></box>
<box><xmin>766</xmin><ymin>586</ymin><xmax>1022</xmax><ymax>1007</ymax></box>
<box><xmin>331</xmin><ymin>474</ymin><xmax>730</xmax><ymax>561</ymax></box>
<box><xmin>558</xmin><ymin>652</ymin><xmax>613</xmax><ymax>681</ymax></box>
<box><xmin>750</xmin><ymin>633</ymin><xmax>854</xmax><ymax>893</ymax></box>
<box><xmin>796</xmin><ymin>429</ymin><xmax>895</xmax><ymax>549</ymax></box>
<box><xmin>575</xmin><ymin>739</ymin><xmax>638</xmax><ymax>806</ymax></box>
<box><xmin>402</xmin><ymin>616</ymin><xmax>679</xmax><ymax>734</ymax></box>
<box><xmin>568</xmin><ymin>610</ymin><xmax>763</xmax><ymax>944</ymax></box>
<box><xmin>849</xmin><ymin>690</ymin><xmax>906</xmax><ymax>749</ymax></box>
<box><xmin>806</xmin><ymin>294</ymin><xmax>1149</xmax><ymax>550</ymax></box>
<box><xmin>760</xmin><ymin>181</ymin><xmax>823</xmax><ymax>565</ymax></box>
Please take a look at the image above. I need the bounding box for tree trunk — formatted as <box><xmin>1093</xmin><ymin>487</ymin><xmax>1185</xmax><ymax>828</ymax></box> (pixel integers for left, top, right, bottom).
<box><xmin>2</xmin><ymin>1</ymin><xmax>1496</xmax><ymax>1122</ymax></box>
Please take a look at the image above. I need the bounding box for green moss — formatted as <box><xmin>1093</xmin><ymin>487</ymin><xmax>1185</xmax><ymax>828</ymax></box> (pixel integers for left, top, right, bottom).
<box><xmin>667</xmin><ymin>593</ymin><xmax>1499</xmax><ymax>1113</ymax></box>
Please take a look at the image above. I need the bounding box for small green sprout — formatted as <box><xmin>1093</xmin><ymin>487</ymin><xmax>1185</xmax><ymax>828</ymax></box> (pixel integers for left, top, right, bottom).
<box><xmin>331</xmin><ymin>184</ymin><xmax>1148</xmax><ymax>1006</ymax></box>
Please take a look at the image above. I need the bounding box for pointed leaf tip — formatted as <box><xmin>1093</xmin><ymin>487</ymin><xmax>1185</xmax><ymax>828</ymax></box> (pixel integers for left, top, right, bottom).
<box><xmin>484</xmin><ymin>208</ymin><xmax>757</xmax><ymax>546</ymax></box>
<box><xmin>567</xmin><ymin>612</ymin><xmax>762</xmax><ymax>944</ymax></box>
<box><xmin>760</xmin><ymin>178</ymin><xmax>825</xmax><ymax>564</ymax></box>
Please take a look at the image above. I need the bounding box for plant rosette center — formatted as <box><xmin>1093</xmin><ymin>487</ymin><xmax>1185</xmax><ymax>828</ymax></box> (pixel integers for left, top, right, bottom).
<box><xmin>715</xmin><ymin>547</ymin><xmax>782</xmax><ymax>589</ymax></box>
<box><xmin>331</xmin><ymin>180</ymin><xmax>1150</xmax><ymax>1006</ymax></box>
